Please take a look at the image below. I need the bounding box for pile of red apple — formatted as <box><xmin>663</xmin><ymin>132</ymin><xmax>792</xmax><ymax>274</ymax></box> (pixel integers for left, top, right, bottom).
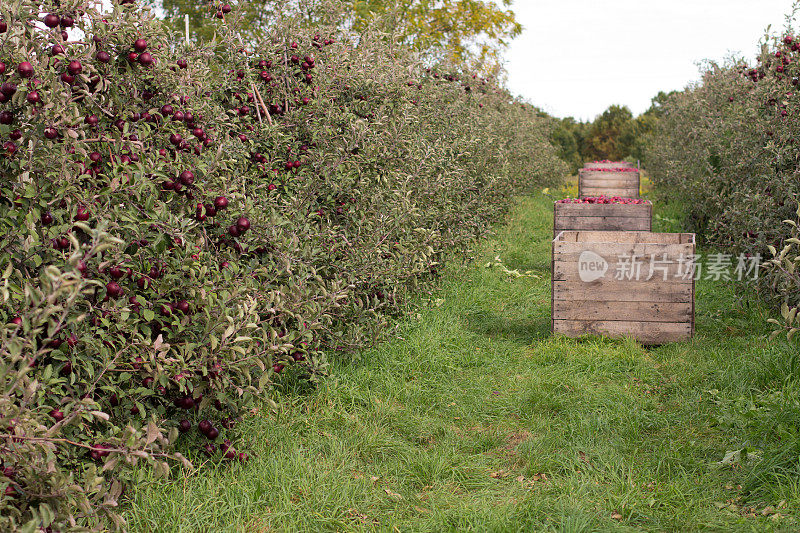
<box><xmin>583</xmin><ymin>167</ymin><xmax>639</xmax><ymax>172</ymax></box>
<box><xmin>558</xmin><ymin>196</ymin><xmax>650</xmax><ymax>205</ymax></box>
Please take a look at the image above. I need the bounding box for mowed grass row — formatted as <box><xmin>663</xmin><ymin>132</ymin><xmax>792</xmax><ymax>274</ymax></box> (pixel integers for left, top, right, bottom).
<box><xmin>124</xmin><ymin>190</ymin><xmax>799</xmax><ymax>532</ymax></box>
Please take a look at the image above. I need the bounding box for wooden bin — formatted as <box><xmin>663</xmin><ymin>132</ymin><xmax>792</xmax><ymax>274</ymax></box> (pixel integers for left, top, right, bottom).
<box><xmin>551</xmin><ymin>231</ymin><xmax>695</xmax><ymax>344</ymax></box>
<box><xmin>584</xmin><ymin>161</ymin><xmax>636</xmax><ymax>170</ymax></box>
<box><xmin>578</xmin><ymin>169</ymin><xmax>640</xmax><ymax>199</ymax></box>
<box><xmin>553</xmin><ymin>201</ymin><xmax>652</xmax><ymax>237</ymax></box>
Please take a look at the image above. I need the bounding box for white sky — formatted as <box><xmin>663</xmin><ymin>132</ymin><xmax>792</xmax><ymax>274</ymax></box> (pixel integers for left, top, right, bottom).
<box><xmin>504</xmin><ymin>0</ymin><xmax>797</xmax><ymax>120</ymax></box>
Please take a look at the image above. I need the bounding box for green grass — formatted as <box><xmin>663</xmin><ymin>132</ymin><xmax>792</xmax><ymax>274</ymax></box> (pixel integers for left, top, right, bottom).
<box><xmin>124</xmin><ymin>192</ymin><xmax>800</xmax><ymax>532</ymax></box>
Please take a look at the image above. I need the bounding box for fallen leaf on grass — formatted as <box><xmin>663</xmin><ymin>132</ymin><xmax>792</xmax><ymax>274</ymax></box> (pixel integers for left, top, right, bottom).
<box><xmin>715</xmin><ymin>448</ymin><xmax>762</xmax><ymax>468</ymax></box>
<box><xmin>346</xmin><ymin>508</ymin><xmax>378</xmax><ymax>525</ymax></box>
<box><xmin>484</xmin><ymin>255</ymin><xmax>541</xmax><ymax>279</ymax></box>
<box><xmin>384</xmin><ymin>488</ymin><xmax>403</xmax><ymax>500</ymax></box>
<box><xmin>515</xmin><ymin>473</ymin><xmax>549</xmax><ymax>487</ymax></box>
<box><xmin>611</xmin><ymin>512</ymin><xmax>623</xmax><ymax>520</ymax></box>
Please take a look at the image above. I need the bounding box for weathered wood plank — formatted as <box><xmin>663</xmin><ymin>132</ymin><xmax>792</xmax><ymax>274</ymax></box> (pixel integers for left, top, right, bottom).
<box><xmin>579</xmin><ymin>178</ymin><xmax>639</xmax><ymax>187</ymax></box>
<box><xmin>553</xmin><ymin>256</ymin><xmax>690</xmax><ymax>282</ymax></box>
<box><xmin>579</xmin><ymin>188</ymin><xmax>639</xmax><ymax>196</ymax></box>
<box><xmin>554</xmin><ymin>216</ymin><xmax>651</xmax><ymax>232</ymax></box>
<box><xmin>552</xmin><ymin>280</ymin><xmax>693</xmax><ymax>302</ymax></box>
<box><xmin>553</xmin><ymin>319</ymin><xmax>692</xmax><ymax>344</ymax></box>
<box><xmin>553</xmin><ymin>300</ymin><xmax>692</xmax><ymax>322</ymax></box>
<box><xmin>554</xmin><ymin>242</ymin><xmax>693</xmax><ymax>256</ymax></box>
<box><xmin>554</xmin><ymin>231</ymin><xmax>693</xmax><ymax>244</ymax></box>
<box><xmin>579</xmin><ymin>188</ymin><xmax>640</xmax><ymax>198</ymax></box>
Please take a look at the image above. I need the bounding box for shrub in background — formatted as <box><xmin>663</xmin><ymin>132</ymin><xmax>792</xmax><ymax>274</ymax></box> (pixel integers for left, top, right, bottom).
<box><xmin>647</xmin><ymin>19</ymin><xmax>800</xmax><ymax>331</ymax></box>
<box><xmin>646</xmin><ymin>7</ymin><xmax>800</xmax><ymax>499</ymax></box>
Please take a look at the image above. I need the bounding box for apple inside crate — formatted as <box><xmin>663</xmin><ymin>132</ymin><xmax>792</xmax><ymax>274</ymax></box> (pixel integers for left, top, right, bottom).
<box><xmin>554</xmin><ymin>199</ymin><xmax>652</xmax><ymax>237</ymax></box>
<box><xmin>578</xmin><ymin>169</ymin><xmax>640</xmax><ymax>199</ymax></box>
<box><xmin>551</xmin><ymin>230</ymin><xmax>696</xmax><ymax>344</ymax></box>
<box><xmin>583</xmin><ymin>161</ymin><xmax>635</xmax><ymax>170</ymax></box>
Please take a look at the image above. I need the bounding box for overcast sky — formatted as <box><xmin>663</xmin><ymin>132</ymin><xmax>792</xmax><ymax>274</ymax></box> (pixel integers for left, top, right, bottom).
<box><xmin>504</xmin><ymin>0</ymin><xmax>796</xmax><ymax>121</ymax></box>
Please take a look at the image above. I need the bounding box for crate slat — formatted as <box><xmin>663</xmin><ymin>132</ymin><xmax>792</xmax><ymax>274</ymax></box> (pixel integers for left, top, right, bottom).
<box><xmin>580</xmin><ymin>188</ymin><xmax>639</xmax><ymax>197</ymax></box>
<box><xmin>553</xmin><ymin>258</ymin><xmax>690</xmax><ymax>283</ymax></box>
<box><xmin>554</xmin><ymin>242</ymin><xmax>692</xmax><ymax>256</ymax></box>
<box><xmin>553</xmin><ymin>320</ymin><xmax>692</xmax><ymax>344</ymax></box>
<box><xmin>552</xmin><ymin>280</ymin><xmax>693</xmax><ymax>303</ymax></box>
<box><xmin>554</xmin><ymin>216</ymin><xmax>651</xmax><ymax>232</ymax></box>
<box><xmin>554</xmin><ymin>231</ymin><xmax>693</xmax><ymax>244</ymax></box>
<box><xmin>552</xmin><ymin>300</ymin><xmax>692</xmax><ymax>322</ymax></box>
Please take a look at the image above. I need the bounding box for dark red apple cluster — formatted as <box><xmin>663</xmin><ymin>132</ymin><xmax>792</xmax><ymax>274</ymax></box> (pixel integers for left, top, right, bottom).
<box><xmin>583</xmin><ymin>167</ymin><xmax>639</xmax><ymax>172</ymax></box>
<box><xmin>0</xmin><ymin>0</ymin><xmax>557</xmax><ymax>527</ymax></box>
<box><xmin>557</xmin><ymin>196</ymin><xmax>650</xmax><ymax>205</ymax></box>
<box><xmin>742</xmin><ymin>33</ymin><xmax>800</xmax><ymax>88</ymax></box>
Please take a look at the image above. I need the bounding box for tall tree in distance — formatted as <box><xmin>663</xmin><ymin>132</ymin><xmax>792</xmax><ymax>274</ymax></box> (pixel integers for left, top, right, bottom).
<box><xmin>551</xmin><ymin>118</ymin><xmax>589</xmax><ymax>173</ymax></box>
<box><xmin>351</xmin><ymin>0</ymin><xmax>521</xmax><ymax>72</ymax></box>
<box><xmin>585</xmin><ymin>104</ymin><xmax>634</xmax><ymax>162</ymax></box>
<box><xmin>152</xmin><ymin>0</ymin><xmax>521</xmax><ymax>74</ymax></box>
<box><xmin>550</xmin><ymin>91</ymin><xmax>680</xmax><ymax>172</ymax></box>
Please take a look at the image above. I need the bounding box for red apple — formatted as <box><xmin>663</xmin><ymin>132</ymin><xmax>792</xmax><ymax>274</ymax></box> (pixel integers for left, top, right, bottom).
<box><xmin>67</xmin><ymin>60</ymin><xmax>82</xmax><ymax>75</ymax></box>
<box><xmin>17</xmin><ymin>62</ymin><xmax>34</xmax><ymax>78</ymax></box>
<box><xmin>106</xmin><ymin>281</ymin><xmax>123</xmax><ymax>298</ymax></box>
<box><xmin>44</xmin><ymin>13</ymin><xmax>60</xmax><ymax>28</ymax></box>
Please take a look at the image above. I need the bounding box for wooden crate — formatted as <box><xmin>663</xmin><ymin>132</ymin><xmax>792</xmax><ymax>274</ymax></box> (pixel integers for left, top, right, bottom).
<box><xmin>554</xmin><ymin>202</ymin><xmax>652</xmax><ymax>237</ymax></box>
<box><xmin>578</xmin><ymin>169</ymin><xmax>640</xmax><ymax>198</ymax></box>
<box><xmin>551</xmin><ymin>231</ymin><xmax>695</xmax><ymax>344</ymax></box>
<box><xmin>584</xmin><ymin>161</ymin><xmax>636</xmax><ymax>170</ymax></box>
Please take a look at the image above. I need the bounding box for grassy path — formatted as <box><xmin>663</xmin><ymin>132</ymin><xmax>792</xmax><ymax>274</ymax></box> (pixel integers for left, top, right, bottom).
<box><xmin>126</xmin><ymin>193</ymin><xmax>798</xmax><ymax>532</ymax></box>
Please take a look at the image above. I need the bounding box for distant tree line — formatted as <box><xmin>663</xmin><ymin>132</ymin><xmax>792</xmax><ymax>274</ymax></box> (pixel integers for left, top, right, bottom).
<box><xmin>551</xmin><ymin>91</ymin><xmax>676</xmax><ymax>172</ymax></box>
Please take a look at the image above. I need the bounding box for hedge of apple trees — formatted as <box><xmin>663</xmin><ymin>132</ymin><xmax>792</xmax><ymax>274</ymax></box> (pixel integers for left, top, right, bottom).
<box><xmin>647</xmin><ymin>24</ymin><xmax>800</xmax><ymax>340</ymax></box>
<box><xmin>0</xmin><ymin>0</ymin><xmax>565</xmax><ymax>530</ymax></box>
